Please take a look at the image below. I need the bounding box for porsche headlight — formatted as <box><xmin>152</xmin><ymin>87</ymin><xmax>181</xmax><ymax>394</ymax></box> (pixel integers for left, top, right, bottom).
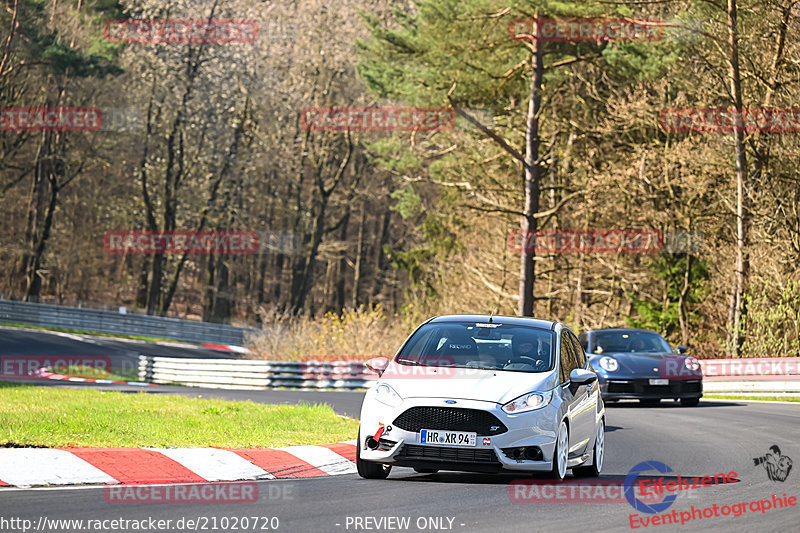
<box><xmin>684</xmin><ymin>356</ymin><xmax>700</xmax><ymax>372</ymax></box>
<box><xmin>502</xmin><ymin>390</ymin><xmax>553</xmax><ymax>414</ymax></box>
<box><xmin>373</xmin><ymin>382</ymin><xmax>403</xmax><ymax>407</ymax></box>
<box><xmin>599</xmin><ymin>356</ymin><xmax>619</xmax><ymax>372</ymax></box>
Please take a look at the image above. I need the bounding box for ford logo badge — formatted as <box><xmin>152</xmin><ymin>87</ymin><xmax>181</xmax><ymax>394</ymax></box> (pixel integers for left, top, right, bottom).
<box><xmin>444</xmin><ymin>400</ymin><xmax>457</xmax><ymax>404</ymax></box>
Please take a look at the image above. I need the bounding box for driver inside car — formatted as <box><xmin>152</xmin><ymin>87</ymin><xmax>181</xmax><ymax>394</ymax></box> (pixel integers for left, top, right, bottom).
<box><xmin>504</xmin><ymin>336</ymin><xmax>547</xmax><ymax>370</ymax></box>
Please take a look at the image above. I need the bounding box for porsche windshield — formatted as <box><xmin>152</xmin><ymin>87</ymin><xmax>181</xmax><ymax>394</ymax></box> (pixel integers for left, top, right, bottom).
<box><xmin>395</xmin><ymin>322</ymin><xmax>554</xmax><ymax>373</ymax></box>
<box><xmin>592</xmin><ymin>331</ymin><xmax>673</xmax><ymax>354</ymax></box>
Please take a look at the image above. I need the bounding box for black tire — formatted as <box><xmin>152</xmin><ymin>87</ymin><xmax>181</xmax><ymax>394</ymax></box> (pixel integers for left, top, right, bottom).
<box><xmin>548</xmin><ymin>420</ymin><xmax>569</xmax><ymax>480</ymax></box>
<box><xmin>680</xmin><ymin>397</ymin><xmax>700</xmax><ymax>407</ymax></box>
<box><xmin>573</xmin><ymin>419</ymin><xmax>604</xmax><ymax>478</ymax></box>
<box><xmin>413</xmin><ymin>467</ymin><xmax>439</xmax><ymax>474</ymax></box>
<box><xmin>640</xmin><ymin>398</ymin><xmax>661</xmax><ymax>407</ymax></box>
<box><xmin>356</xmin><ymin>429</ymin><xmax>391</xmax><ymax>479</ymax></box>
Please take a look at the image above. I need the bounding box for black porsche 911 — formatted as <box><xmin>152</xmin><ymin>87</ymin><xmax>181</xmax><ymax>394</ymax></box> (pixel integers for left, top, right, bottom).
<box><xmin>578</xmin><ymin>328</ymin><xmax>703</xmax><ymax>407</ymax></box>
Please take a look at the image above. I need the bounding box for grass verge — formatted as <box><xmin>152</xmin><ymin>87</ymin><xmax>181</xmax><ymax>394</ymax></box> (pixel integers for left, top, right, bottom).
<box><xmin>0</xmin><ymin>382</ymin><xmax>358</xmax><ymax>448</ymax></box>
<box><xmin>705</xmin><ymin>394</ymin><xmax>800</xmax><ymax>403</ymax></box>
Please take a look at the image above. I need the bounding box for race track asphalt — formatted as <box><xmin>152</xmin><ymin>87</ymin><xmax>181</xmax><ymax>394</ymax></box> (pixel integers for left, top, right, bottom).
<box><xmin>1</xmin><ymin>328</ymin><xmax>798</xmax><ymax>533</ymax></box>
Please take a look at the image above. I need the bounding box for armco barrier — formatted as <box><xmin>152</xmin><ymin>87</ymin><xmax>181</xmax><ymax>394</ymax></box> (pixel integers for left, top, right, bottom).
<box><xmin>138</xmin><ymin>355</ymin><xmax>375</xmax><ymax>390</ymax></box>
<box><xmin>700</xmin><ymin>357</ymin><xmax>800</xmax><ymax>395</ymax></box>
<box><xmin>0</xmin><ymin>299</ymin><xmax>253</xmax><ymax>345</ymax></box>
<box><xmin>138</xmin><ymin>355</ymin><xmax>800</xmax><ymax>394</ymax></box>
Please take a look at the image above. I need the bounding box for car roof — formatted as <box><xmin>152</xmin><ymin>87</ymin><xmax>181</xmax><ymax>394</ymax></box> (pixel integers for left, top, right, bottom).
<box><xmin>426</xmin><ymin>314</ymin><xmax>557</xmax><ymax>331</ymax></box>
<box><xmin>585</xmin><ymin>328</ymin><xmax>661</xmax><ymax>335</ymax></box>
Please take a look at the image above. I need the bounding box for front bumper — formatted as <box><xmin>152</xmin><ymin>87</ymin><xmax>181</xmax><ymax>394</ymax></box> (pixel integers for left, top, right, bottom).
<box><xmin>599</xmin><ymin>378</ymin><xmax>703</xmax><ymax>400</ymax></box>
<box><xmin>359</xmin><ymin>397</ymin><xmax>565</xmax><ymax>473</ymax></box>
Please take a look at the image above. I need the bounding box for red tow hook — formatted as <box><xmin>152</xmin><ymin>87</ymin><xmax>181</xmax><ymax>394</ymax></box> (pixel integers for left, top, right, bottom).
<box><xmin>366</xmin><ymin>423</ymin><xmax>384</xmax><ymax>449</ymax></box>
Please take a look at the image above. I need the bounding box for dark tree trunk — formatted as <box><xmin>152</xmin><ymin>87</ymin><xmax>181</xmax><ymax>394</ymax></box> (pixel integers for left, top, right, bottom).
<box><xmin>370</xmin><ymin>209</ymin><xmax>391</xmax><ymax>305</ymax></box>
<box><xmin>518</xmin><ymin>22</ymin><xmax>544</xmax><ymax>317</ymax></box>
<box><xmin>352</xmin><ymin>201</ymin><xmax>366</xmax><ymax>309</ymax></box>
<box><xmin>725</xmin><ymin>0</ymin><xmax>749</xmax><ymax>357</ymax></box>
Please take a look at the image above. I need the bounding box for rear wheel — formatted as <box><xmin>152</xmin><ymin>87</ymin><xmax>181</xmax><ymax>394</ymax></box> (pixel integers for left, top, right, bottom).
<box><xmin>548</xmin><ymin>421</ymin><xmax>569</xmax><ymax>480</ymax></box>
<box><xmin>680</xmin><ymin>397</ymin><xmax>700</xmax><ymax>407</ymax></box>
<box><xmin>356</xmin><ymin>428</ymin><xmax>391</xmax><ymax>479</ymax></box>
<box><xmin>573</xmin><ymin>419</ymin><xmax>604</xmax><ymax>478</ymax></box>
<box><xmin>640</xmin><ymin>399</ymin><xmax>661</xmax><ymax>407</ymax></box>
<box><xmin>413</xmin><ymin>467</ymin><xmax>439</xmax><ymax>474</ymax></box>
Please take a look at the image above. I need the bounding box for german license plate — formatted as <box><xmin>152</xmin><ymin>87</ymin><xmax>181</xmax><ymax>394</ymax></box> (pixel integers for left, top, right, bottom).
<box><xmin>649</xmin><ymin>378</ymin><xmax>669</xmax><ymax>385</ymax></box>
<box><xmin>419</xmin><ymin>429</ymin><xmax>476</xmax><ymax>447</ymax></box>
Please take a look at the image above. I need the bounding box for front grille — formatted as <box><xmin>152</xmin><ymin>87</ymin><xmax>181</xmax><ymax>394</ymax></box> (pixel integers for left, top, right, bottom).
<box><xmin>607</xmin><ymin>381</ymin><xmax>636</xmax><ymax>393</ymax></box>
<box><xmin>392</xmin><ymin>407</ymin><xmax>507</xmax><ymax>436</ymax></box>
<box><xmin>607</xmin><ymin>380</ymin><xmax>702</xmax><ymax>395</ymax></box>
<box><xmin>398</xmin><ymin>444</ymin><xmax>500</xmax><ymax>463</ymax></box>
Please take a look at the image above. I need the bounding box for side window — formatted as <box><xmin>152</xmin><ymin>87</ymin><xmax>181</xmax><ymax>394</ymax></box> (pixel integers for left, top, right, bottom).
<box><xmin>559</xmin><ymin>331</ymin><xmax>578</xmax><ymax>383</ymax></box>
<box><xmin>570</xmin><ymin>333</ymin><xmax>587</xmax><ymax>368</ymax></box>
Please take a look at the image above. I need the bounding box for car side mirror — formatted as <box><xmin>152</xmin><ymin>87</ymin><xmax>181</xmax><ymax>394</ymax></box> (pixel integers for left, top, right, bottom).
<box><xmin>570</xmin><ymin>368</ymin><xmax>598</xmax><ymax>385</ymax></box>
<box><xmin>676</xmin><ymin>345</ymin><xmax>688</xmax><ymax>354</ymax></box>
<box><xmin>365</xmin><ymin>356</ymin><xmax>389</xmax><ymax>376</ymax></box>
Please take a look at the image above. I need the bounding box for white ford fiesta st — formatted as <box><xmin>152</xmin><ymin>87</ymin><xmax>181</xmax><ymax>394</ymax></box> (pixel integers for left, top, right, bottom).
<box><xmin>356</xmin><ymin>315</ymin><xmax>605</xmax><ymax>480</ymax></box>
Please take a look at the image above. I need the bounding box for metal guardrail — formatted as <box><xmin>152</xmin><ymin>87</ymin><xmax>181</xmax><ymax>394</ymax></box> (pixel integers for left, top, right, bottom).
<box><xmin>138</xmin><ymin>356</ymin><xmax>375</xmax><ymax>390</ymax></box>
<box><xmin>0</xmin><ymin>299</ymin><xmax>253</xmax><ymax>345</ymax></box>
<box><xmin>139</xmin><ymin>355</ymin><xmax>800</xmax><ymax>395</ymax></box>
<box><xmin>700</xmin><ymin>357</ymin><xmax>800</xmax><ymax>395</ymax></box>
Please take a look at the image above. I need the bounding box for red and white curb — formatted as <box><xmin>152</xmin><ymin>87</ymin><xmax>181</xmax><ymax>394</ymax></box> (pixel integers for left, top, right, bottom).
<box><xmin>201</xmin><ymin>343</ymin><xmax>251</xmax><ymax>354</ymax></box>
<box><xmin>35</xmin><ymin>369</ymin><xmax>154</xmax><ymax>386</ymax></box>
<box><xmin>0</xmin><ymin>441</ymin><xmax>357</xmax><ymax>488</ymax></box>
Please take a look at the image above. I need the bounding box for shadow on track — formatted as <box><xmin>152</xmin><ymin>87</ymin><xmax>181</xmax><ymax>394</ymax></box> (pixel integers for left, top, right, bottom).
<box><xmin>604</xmin><ymin>399</ymin><xmax>746</xmax><ymax>408</ymax></box>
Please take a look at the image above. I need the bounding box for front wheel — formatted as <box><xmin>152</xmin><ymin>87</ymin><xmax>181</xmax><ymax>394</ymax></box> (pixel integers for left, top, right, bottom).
<box><xmin>356</xmin><ymin>429</ymin><xmax>391</xmax><ymax>479</ymax></box>
<box><xmin>573</xmin><ymin>419</ymin><xmax>604</xmax><ymax>478</ymax></box>
<box><xmin>680</xmin><ymin>397</ymin><xmax>700</xmax><ymax>407</ymax></box>
<box><xmin>548</xmin><ymin>421</ymin><xmax>569</xmax><ymax>480</ymax></box>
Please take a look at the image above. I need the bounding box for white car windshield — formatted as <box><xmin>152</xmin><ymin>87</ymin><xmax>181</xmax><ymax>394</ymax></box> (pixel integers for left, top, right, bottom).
<box><xmin>395</xmin><ymin>322</ymin><xmax>554</xmax><ymax>373</ymax></box>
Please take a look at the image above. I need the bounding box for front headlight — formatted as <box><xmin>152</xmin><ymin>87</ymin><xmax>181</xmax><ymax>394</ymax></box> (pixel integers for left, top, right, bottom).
<box><xmin>684</xmin><ymin>356</ymin><xmax>700</xmax><ymax>372</ymax></box>
<box><xmin>373</xmin><ymin>382</ymin><xmax>403</xmax><ymax>407</ymax></box>
<box><xmin>502</xmin><ymin>390</ymin><xmax>553</xmax><ymax>414</ymax></box>
<box><xmin>599</xmin><ymin>356</ymin><xmax>619</xmax><ymax>372</ymax></box>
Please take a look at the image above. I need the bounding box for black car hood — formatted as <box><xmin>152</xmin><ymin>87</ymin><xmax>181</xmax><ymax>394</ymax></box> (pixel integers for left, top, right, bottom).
<box><xmin>588</xmin><ymin>351</ymin><xmax>697</xmax><ymax>378</ymax></box>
